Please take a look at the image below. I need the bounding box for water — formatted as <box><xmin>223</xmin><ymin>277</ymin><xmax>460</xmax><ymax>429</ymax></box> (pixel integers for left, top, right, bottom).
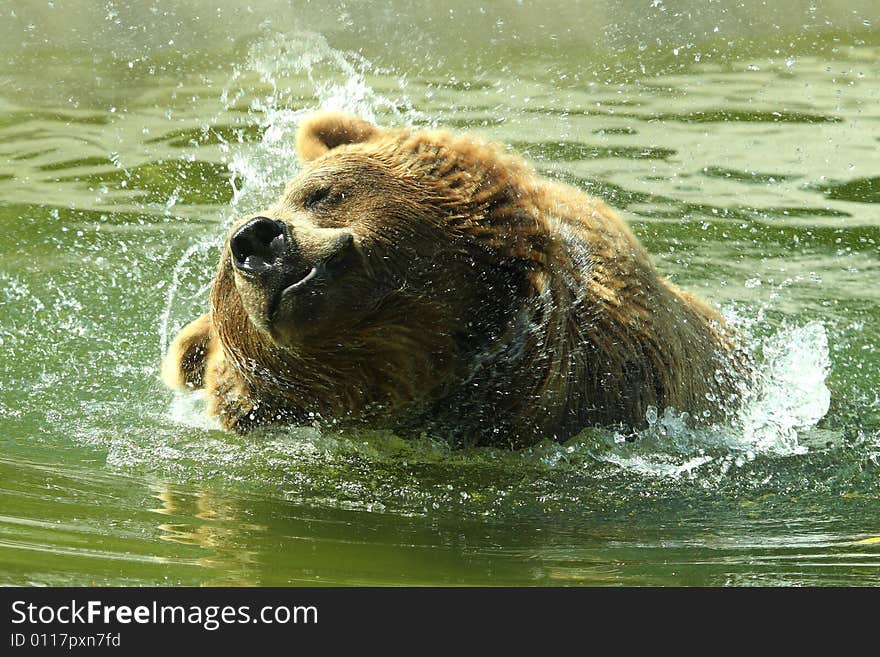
<box><xmin>1</xmin><ymin>1</ymin><xmax>879</xmax><ymax>586</ymax></box>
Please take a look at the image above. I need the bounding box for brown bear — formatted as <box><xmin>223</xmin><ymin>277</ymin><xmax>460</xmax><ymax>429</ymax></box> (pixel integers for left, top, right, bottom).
<box><xmin>162</xmin><ymin>111</ymin><xmax>744</xmax><ymax>448</ymax></box>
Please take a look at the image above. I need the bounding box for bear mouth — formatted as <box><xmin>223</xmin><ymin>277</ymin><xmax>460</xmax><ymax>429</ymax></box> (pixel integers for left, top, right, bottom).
<box><xmin>266</xmin><ymin>261</ymin><xmax>331</xmax><ymax>326</ymax></box>
<box><xmin>282</xmin><ymin>264</ymin><xmax>321</xmax><ymax>293</ymax></box>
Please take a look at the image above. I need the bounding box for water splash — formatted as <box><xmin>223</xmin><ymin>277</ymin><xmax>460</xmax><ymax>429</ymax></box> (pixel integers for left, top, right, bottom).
<box><xmin>737</xmin><ymin>321</ymin><xmax>830</xmax><ymax>452</ymax></box>
<box><xmin>166</xmin><ymin>390</ymin><xmax>220</xmax><ymax>432</ymax></box>
<box><xmin>587</xmin><ymin>319</ymin><xmax>831</xmax><ymax>478</ymax></box>
<box><xmin>224</xmin><ymin>30</ymin><xmax>419</xmax><ymax>215</ymax></box>
<box><xmin>157</xmin><ymin>243</ymin><xmax>216</xmax><ymax>356</ymax></box>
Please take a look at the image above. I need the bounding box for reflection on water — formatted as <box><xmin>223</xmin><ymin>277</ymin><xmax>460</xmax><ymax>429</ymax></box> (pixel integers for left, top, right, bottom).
<box><xmin>3</xmin><ymin>453</ymin><xmax>879</xmax><ymax>586</ymax></box>
<box><xmin>0</xmin><ymin>1</ymin><xmax>879</xmax><ymax>585</ymax></box>
<box><xmin>151</xmin><ymin>484</ymin><xmax>263</xmax><ymax>586</ymax></box>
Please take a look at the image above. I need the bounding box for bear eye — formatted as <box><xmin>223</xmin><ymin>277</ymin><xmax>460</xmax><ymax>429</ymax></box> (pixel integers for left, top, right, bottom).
<box><xmin>304</xmin><ymin>186</ymin><xmax>340</xmax><ymax>210</ymax></box>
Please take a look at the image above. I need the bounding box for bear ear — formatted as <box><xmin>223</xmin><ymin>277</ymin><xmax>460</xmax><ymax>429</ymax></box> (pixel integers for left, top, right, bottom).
<box><xmin>296</xmin><ymin>112</ymin><xmax>379</xmax><ymax>162</ymax></box>
<box><xmin>162</xmin><ymin>313</ymin><xmax>214</xmax><ymax>390</ymax></box>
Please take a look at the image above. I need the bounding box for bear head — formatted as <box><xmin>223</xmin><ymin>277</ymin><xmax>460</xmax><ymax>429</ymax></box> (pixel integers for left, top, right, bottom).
<box><xmin>200</xmin><ymin>112</ymin><xmax>541</xmax><ymax>432</ymax></box>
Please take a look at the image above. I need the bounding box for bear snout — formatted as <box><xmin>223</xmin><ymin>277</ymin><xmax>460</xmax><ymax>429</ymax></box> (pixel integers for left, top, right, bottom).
<box><xmin>228</xmin><ymin>216</ymin><xmax>361</xmax><ymax>341</ymax></box>
<box><xmin>230</xmin><ymin>216</ymin><xmax>288</xmax><ymax>275</ymax></box>
<box><xmin>230</xmin><ymin>216</ymin><xmax>357</xmax><ymax>293</ymax></box>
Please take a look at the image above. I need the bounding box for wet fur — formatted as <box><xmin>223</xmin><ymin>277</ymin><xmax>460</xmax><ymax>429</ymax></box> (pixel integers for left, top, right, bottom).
<box><xmin>163</xmin><ymin>112</ymin><xmax>743</xmax><ymax>448</ymax></box>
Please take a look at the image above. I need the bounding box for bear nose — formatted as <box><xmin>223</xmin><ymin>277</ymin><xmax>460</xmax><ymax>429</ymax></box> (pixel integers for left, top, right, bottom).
<box><xmin>230</xmin><ymin>217</ymin><xmax>287</xmax><ymax>274</ymax></box>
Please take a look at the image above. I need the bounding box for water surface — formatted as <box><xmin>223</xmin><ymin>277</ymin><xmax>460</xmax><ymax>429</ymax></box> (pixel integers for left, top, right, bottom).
<box><xmin>1</xmin><ymin>1</ymin><xmax>879</xmax><ymax>586</ymax></box>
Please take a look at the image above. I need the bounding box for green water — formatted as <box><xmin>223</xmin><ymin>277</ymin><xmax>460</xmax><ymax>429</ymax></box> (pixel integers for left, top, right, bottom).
<box><xmin>1</xmin><ymin>1</ymin><xmax>879</xmax><ymax>586</ymax></box>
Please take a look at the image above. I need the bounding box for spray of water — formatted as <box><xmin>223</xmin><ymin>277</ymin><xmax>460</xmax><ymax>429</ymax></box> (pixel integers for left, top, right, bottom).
<box><xmin>584</xmin><ymin>319</ymin><xmax>831</xmax><ymax>478</ymax></box>
<box><xmin>223</xmin><ymin>30</ymin><xmax>420</xmax><ymax>215</ymax></box>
